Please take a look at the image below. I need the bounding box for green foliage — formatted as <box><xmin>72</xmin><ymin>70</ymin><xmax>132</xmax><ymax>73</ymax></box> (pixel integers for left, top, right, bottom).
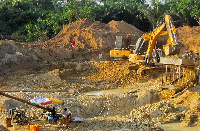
<box><xmin>0</xmin><ymin>0</ymin><xmax>52</xmax><ymax>40</ymax></box>
<box><xmin>140</xmin><ymin>0</ymin><xmax>171</xmax><ymax>30</ymax></box>
<box><xmin>0</xmin><ymin>0</ymin><xmax>199</xmax><ymax>42</ymax></box>
<box><xmin>64</xmin><ymin>1</ymin><xmax>96</xmax><ymax>23</ymax></box>
<box><xmin>78</xmin><ymin>1</ymin><xmax>96</xmax><ymax>21</ymax></box>
<box><xmin>26</xmin><ymin>18</ymin><xmax>49</xmax><ymax>42</ymax></box>
<box><xmin>25</xmin><ymin>1</ymin><xmax>97</xmax><ymax>42</ymax></box>
<box><xmin>94</xmin><ymin>0</ymin><xmax>150</xmax><ymax>31</ymax></box>
<box><xmin>177</xmin><ymin>0</ymin><xmax>200</xmax><ymax>25</ymax></box>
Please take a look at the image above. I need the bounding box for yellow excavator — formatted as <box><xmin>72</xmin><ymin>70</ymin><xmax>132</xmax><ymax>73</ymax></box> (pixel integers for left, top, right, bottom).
<box><xmin>129</xmin><ymin>14</ymin><xmax>178</xmax><ymax>65</ymax></box>
<box><xmin>110</xmin><ymin>36</ymin><xmax>132</xmax><ymax>59</ymax></box>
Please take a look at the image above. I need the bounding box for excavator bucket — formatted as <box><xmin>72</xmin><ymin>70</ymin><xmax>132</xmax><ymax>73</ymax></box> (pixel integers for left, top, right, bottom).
<box><xmin>163</xmin><ymin>45</ymin><xmax>180</xmax><ymax>56</ymax></box>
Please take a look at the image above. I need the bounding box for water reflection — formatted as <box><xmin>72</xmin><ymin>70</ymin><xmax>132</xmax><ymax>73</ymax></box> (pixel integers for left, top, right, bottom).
<box><xmin>83</xmin><ymin>88</ymin><xmax>137</xmax><ymax>96</ymax></box>
<box><xmin>159</xmin><ymin>123</ymin><xmax>198</xmax><ymax>131</ymax></box>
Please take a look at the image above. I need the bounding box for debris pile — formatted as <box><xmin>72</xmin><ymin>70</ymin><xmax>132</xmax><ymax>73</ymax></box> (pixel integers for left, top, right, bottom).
<box><xmin>0</xmin><ymin>40</ymin><xmax>38</xmax><ymax>75</ymax></box>
<box><xmin>84</xmin><ymin>61</ymin><xmax>138</xmax><ymax>86</ymax></box>
<box><xmin>130</xmin><ymin>90</ymin><xmax>200</xmax><ymax>128</ymax></box>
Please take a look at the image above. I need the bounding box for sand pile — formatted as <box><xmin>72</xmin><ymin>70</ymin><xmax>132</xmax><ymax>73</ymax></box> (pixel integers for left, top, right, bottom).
<box><xmin>176</xmin><ymin>26</ymin><xmax>200</xmax><ymax>54</ymax></box>
<box><xmin>37</xmin><ymin>23</ymin><xmax>200</xmax><ymax>61</ymax></box>
<box><xmin>108</xmin><ymin>20</ymin><xmax>143</xmax><ymax>36</ymax></box>
<box><xmin>1</xmin><ymin>21</ymin><xmax>200</xmax><ymax>76</ymax></box>
<box><xmin>173</xmin><ymin>91</ymin><xmax>200</xmax><ymax>110</ymax></box>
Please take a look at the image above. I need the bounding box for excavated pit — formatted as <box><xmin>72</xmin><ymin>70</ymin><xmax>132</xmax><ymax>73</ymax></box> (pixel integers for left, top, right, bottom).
<box><xmin>0</xmin><ymin>19</ymin><xmax>200</xmax><ymax>130</ymax></box>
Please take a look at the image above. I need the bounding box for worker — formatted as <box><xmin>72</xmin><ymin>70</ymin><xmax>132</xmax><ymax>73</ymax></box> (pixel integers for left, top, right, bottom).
<box><xmin>19</xmin><ymin>106</ymin><xmax>26</xmax><ymax>113</ymax></box>
<box><xmin>19</xmin><ymin>106</ymin><xmax>26</xmax><ymax>117</ymax></box>
<box><xmin>48</xmin><ymin>107</ymin><xmax>58</xmax><ymax>124</ymax></box>
<box><xmin>62</xmin><ymin>108</ymin><xmax>72</xmax><ymax>122</ymax></box>
<box><xmin>71</xmin><ymin>40</ymin><xmax>75</xmax><ymax>59</ymax></box>
<box><xmin>50</xmin><ymin>107</ymin><xmax>56</xmax><ymax>117</ymax></box>
<box><xmin>99</xmin><ymin>53</ymin><xmax>102</xmax><ymax>62</ymax></box>
<box><xmin>71</xmin><ymin>40</ymin><xmax>75</xmax><ymax>48</ymax></box>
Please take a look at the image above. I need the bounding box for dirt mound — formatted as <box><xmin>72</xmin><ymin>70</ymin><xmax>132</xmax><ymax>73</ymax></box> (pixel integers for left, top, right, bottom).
<box><xmin>173</xmin><ymin>91</ymin><xmax>200</xmax><ymax>127</ymax></box>
<box><xmin>40</xmin><ymin>18</ymin><xmax>143</xmax><ymax>61</ymax></box>
<box><xmin>176</xmin><ymin>26</ymin><xmax>200</xmax><ymax>54</ymax></box>
<box><xmin>130</xmin><ymin>90</ymin><xmax>200</xmax><ymax>127</ymax></box>
<box><xmin>0</xmin><ymin>40</ymin><xmax>39</xmax><ymax>75</ymax></box>
<box><xmin>2</xmin><ymin>20</ymin><xmax>200</xmax><ymax>75</ymax></box>
<box><xmin>108</xmin><ymin>20</ymin><xmax>143</xmax><ymax>36</ymax></box>
<box><xmin>173</xmin><ymin>91</ymin><xmax>200</xmax><ymax>110</ymax></box>
<box><xmin>57</xmin><ymin>18</ymin><xmax>93</xmax><ymax>33</ymax></box>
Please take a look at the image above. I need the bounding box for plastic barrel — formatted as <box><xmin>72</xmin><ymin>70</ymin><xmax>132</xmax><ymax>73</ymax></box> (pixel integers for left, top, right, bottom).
<box><xmin>64</xmin><ymin>119</ymin><xmax>69</xmax><ymax>126</ymax></box>
<box><xmin>58</xmin><ymin>120</ymin><xmax>62</xmax><ymax>125</ymax></box>
<box><xmin>5</xmin><ymin>118</ymin><xmax>12</xmax><ymax>127</ymax></box>
<box><xmin>28</xmin><ymin>123</ymin><xmax>33</xmax><ymax>130</ymax></box>
<box><xmin>30</xmin><ymin>124</ymin><xmax>40</xmax><ymax>131</ymax></box>
<box><xmin>13</xmin><ymin>123</ymin><xmax>18</xmax><ymax>130</ymax></box>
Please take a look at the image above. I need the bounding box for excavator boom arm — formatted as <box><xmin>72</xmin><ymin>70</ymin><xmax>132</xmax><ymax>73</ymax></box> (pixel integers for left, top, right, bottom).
<box><xmin>146</xmin><ymin>23</ymin><xmax>166</xmax><ymax>59</ymax></box>
<box><xmin>145</xmin><ymin>14</ymin><xmax>178</xmax><ymax>61</ymax></box>
<box><xmin>165</xmin><ymin>15</ymin><xmax>178</xmax><ymax>46</ymax></box>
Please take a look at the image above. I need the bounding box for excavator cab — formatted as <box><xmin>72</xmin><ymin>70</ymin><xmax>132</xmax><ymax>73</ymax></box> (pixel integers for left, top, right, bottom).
<box><xmin>129</xmin><ymin>37</ymin><xmax>146</xmax><ymax>64</ymax></box>
<box><xmin>132</xmin><ymin>38</ymin><xmax>145</xmax><ymax>54</ymax></box>
<box><xmin>152</xmin><ymin>49</ymin><xmax>165</xmax><ymax>64</ymax></box>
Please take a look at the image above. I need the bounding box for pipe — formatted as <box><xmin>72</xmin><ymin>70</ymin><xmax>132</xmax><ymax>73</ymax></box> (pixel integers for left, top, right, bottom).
<box><xmin>0</xmin><ymin>89</ymin><xmax>69</xmax><ymax>93</ymax></box>
<box><xmin>0</xmin><ymin>92</ymin><xmax>50</xmax><ymax>111</ymax></box>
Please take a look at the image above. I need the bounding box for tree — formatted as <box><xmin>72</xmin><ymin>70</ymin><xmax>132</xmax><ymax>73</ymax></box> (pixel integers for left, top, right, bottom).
<box><xmin>25</xmin><ymin>0</ymin><xmax>97</xmax><ymax>42</ymax></box>
<box><xmin>191</xmin><ymin>0</ymin><xmax>200</xmax><ymax>25</ymax></box>
<box><xmin>140</xmin><ymin>0</ymin><xmax>169</xmax><ymax>30</ymax></box>
<box><xmin>94</xmin><ymin>0</ymin><xmax>150</xmax><ymax>31</ymax></box>
<box><xmin>0</xmin><ymin>0</ymin><xmax>55</xmax><ymax>40</ymax></box>
<box><xmin>178</xmin><ymin>0</ymin><xmax>200</xmax><ymax>25</ymax></box>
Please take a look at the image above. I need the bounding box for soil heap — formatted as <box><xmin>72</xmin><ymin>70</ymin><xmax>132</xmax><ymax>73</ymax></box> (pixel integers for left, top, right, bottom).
<box><xmin>176</xmin><ymin>26</ymin><xmax>200</xmax><ymax>54</ymax></box>
<box><xmin>42</xmin><ymin>18</ymin><xmax>143</xmax><ymax>61</ymax></box>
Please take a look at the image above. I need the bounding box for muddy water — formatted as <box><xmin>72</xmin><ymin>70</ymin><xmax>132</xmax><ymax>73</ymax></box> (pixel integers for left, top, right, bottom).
<box><xmin>159</xmin><ymin>123</ymin><xmax>198</xmax><ymax>131</ymax></box>
<box><xmin>83</xmin><ymin>88</ymin><xmax>137</xmax><ymax>96</ymax></box>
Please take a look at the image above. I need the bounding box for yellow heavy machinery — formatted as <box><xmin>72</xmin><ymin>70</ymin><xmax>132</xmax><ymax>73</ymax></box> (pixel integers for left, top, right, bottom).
<box><xmin>129</xmin><ymin>14</ymin><xmax>178</xmax><ymax>65</ymax></box>
<box><xmin>110</xmin><ymin>36</ymin><xmax>132</xmax><ymax>59</ymax></box>
<box><xmin>128</xmin><ymin>33</ymin><xmax>152</xmax><ymax>64</ymax></box>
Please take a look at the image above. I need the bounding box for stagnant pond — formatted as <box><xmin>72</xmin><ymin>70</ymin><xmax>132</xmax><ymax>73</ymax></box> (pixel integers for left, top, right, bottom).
<box><xmin>83</xmin><ymin>88</ymin><xmax>138</xmax><ymax>96</ymax></box>
<box><xmin>159</xmin><ymin>123</ymin><xmax>198</xmax><ymax>131</ymax></box>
